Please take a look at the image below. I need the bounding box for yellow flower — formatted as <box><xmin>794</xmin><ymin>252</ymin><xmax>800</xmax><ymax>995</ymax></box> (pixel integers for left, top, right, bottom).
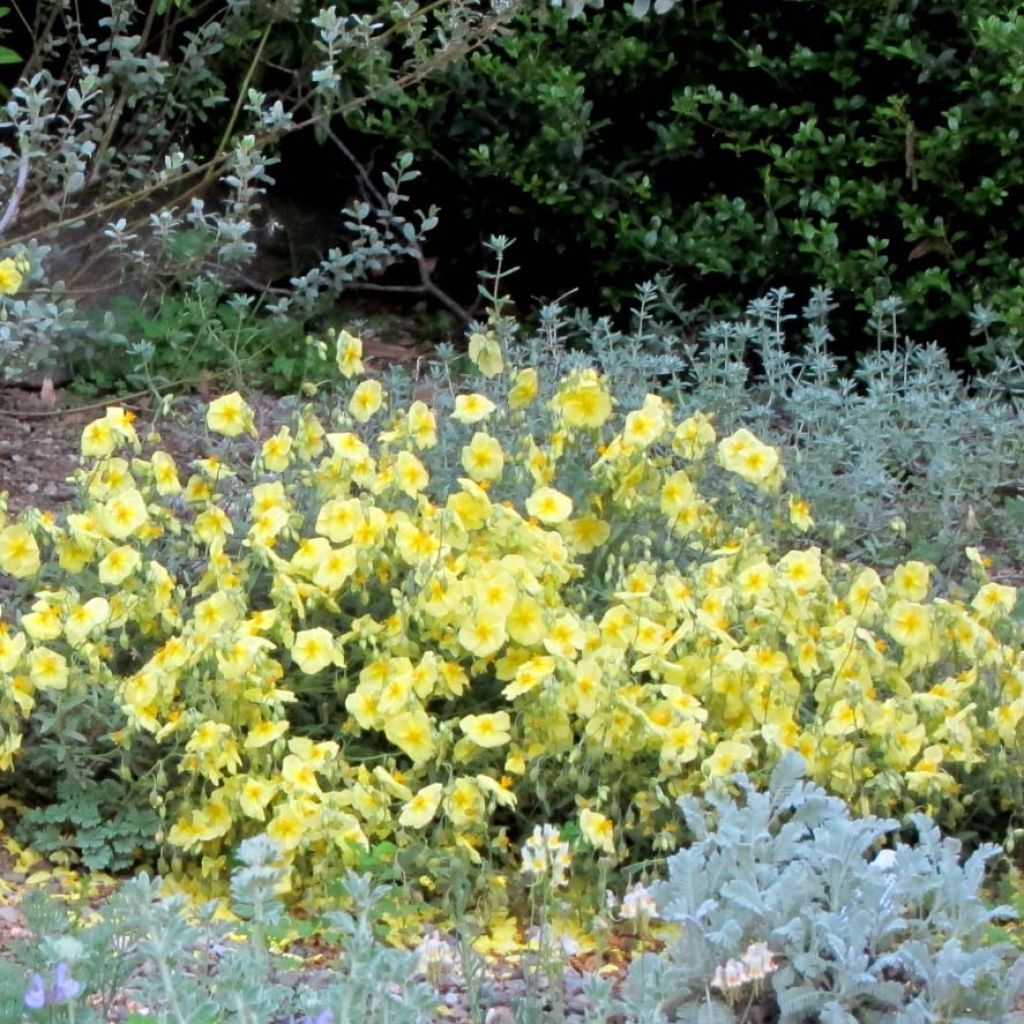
<box><xmin>21</xmin><ymin>603</ymin><xmax>61</xmax><ymax>641</ymax></box>
<box><xmin>312</xmin><ymin>545</ymin><xmax>358</xmax><ymax>591</ymax></box>
<box><xmin>398</xmin><ymin>783</ymin><xmax>444</xmax><ymax>829</ymax></box>
<box><xmin>458</xmin><ymin>618</ymin><xmax>508</xmax><ymax>659</ymax></box>
<box><xmin>460</xmin><ymin>711</ymin><xmax>512</xmax><ymax>748</ymax></box>
<box><xmin>505</xmin><ymin>597</ymin><xmax>547</xmax><ymax>647</ymax></box>
<box><xmin>282</xmin><ymin>752</ymin><xmax>322</xmax><ymax>795</ymax></box>
<box><xmin>315</xmin><ymin>498</ymin><xmax>362</xmax><ymax>543</ymax></box>
<box><xmin>0</xmin><ymin>525</ymin><xmax>41</xmax><ymax>578</ymax></box>
<box><xmin>407</xmin><ymin>401</ymin><xmax>438</xmax><ymax>449</ymax></box>
<box><xmin>267</xmin><ymin>803</ymin><xmax>308</xmax><ymax>851</ymax></box>
<box><xmin>81</xmin><ymin>419</ymin><xmax>117</xmax><ymax>459</ymax></box>
<box><xmin>261</xmin><ymin>427</ymin><xmax>293</xmax><ymax>472</ymax></box>
<box><xmin>972</xmin><ymin>581</ymin><xmax>1016</xmax><ymax>621</ymax></box>
<box><xmin>890</xmin><ymin>561</ymin><xmax>930</xmax><ymax>602</ymax></box>
<box><xmin>579</xmin><ymin>809</ymin><xmax>615</xmax><ymax>855</ymax></box>
<box><xmin>788</xmin><ymin>495</ymin><xmax>814</xmax><ymax>532</ymax></box>
<box><xmin>525</xmin><ymin>486</ymin><xmax>573</xmax><ymax>524</ymax></box>
<box><xmin>887</xmin><ymin>600</ymin><xmax>931</xmax><ymax>648</ymax></box>
<box><xmin>673</xmin><ymin>412</ymin><xmax>716</xmax><ymax>458</ymax></box>
<box><xmin>29</xmin><ymin>646</ymin><xmax>69</xmax><ymax>690</ymax></box>
<box><xmin>0</xmin><ymin>630</ymin><xmax>26</xmax><ymax>671</ymax></box>
<box><xmin>394</xmin><ymin>451</ymin><xmax>429</xmax><ymax>497</ymax></box>
<box><xmin>151</xmin><ymin>452</ymin><xmax>182</xmax><ymax>495</ymax></box>
<box><xmin>508</xmin><ymin>368</ymin><xmax>539</xmax><ymax>408</ymax></box>
<box><xmin>445</xmin><ymin>777</ymin><xmax>486</xmax><ymax>829</ymax></box>
<box><xmin>473</xmin><ymin>569</ymin><xmax>518</xmax><ymax>622</ymax></box>
<box><xmin>238</xmin><ymin>777</ymin><xmax>278</xmax><ymax>820</ymax></box>
<box><xmin>349</xmin><ymin>379</ymin><xmax>384</xmax><ymax>422</ymax></box>
<box><xmin>702</xmin><ymin>739</ymin><xmax>753</xmax><ymax>778</ymax></box>
<box><xmin>244</xmin><ymin>719</ymin><xmax>289</xmax><ymax>749</ymax></box>
<box><xmin>102</xmin><ymin>488</ymin><xmax>149</xmax><ymax>540</ymax></box>
<box><xmin>452</xmin><ymin>393</ymin><xmax>496</xmax><ymax>424</ymax></box>
<box><xmin>291</xmin><ymin>627</ymin><xmax>339</xmax><ymax>674</ymax></box>
<box><xmin>775</xmin><ymin>548</ymin><xmax>823</xmax><ymax>593</ymax></box>
<box><xmin>0</xmin><ymin>256</ymin><xmax>25</xmax><ymax>295</ymax></box>
<box><xmin>385</xmin><ymin>708</ymin><xmax>436</xmax><ymax>764</ymax></box>
<box><xmin>553</xmin><ymin>371</ymin><xmax>612</xmax><ymax>429</ymax></box>
<box><xmin>207</xmin><ymin>391</ymin><xmax>256</xmax><ymax>438</ymax></box>
<box><xmin>462</xmin><ymin>432</ymin><xmax>505</xmax><ymax>482</ymax></box>
<box><xmin>622</xmin><ymin>395</ymin><xmax>668</xmax><ymax>449</ymax></box>
<box><xmin>335</xmin><ymin>329</ymin><xmax>364</xmax><ymax>378</ymax></box>
<box><xmin>718</xmin><ymin>429</ymin><xmax>781</xmax><ymax>488</ymax></box>
<box><xmin>468</xmin><ymin>331</ymin><xmax>504</xmax><ymax>377</ymax></box>
<box><xmin>97</xmin><ymin>544</ymin><xmax>141</xmax><ymax>585</ymax></box>
<box><xmin>64</xmin><ymin>597</ymin><xmax>110</xmax><ymax>647</ymax></box>
<box><xmin>192</xmin><ymin>797</ymin><xmax>233</xmax><ymax>841</ymax></box>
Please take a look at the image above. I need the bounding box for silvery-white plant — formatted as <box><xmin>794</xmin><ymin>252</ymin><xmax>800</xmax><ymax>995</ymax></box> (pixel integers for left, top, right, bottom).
<box><xmin>611</xmin><ymin>752</ymin><xmax>1024</xmax><ymax>1024</ymax></box>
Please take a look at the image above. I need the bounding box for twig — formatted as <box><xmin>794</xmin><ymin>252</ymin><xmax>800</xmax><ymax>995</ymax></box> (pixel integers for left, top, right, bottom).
<box><xmin>0</xmin><ymin>369</ymin><xmax>233</xmax><ymax>420</ymax></box>
<box><xmin>0</xmin><ymin>151</ymin><xmax>30</xmax><ymax>238</ymax></box>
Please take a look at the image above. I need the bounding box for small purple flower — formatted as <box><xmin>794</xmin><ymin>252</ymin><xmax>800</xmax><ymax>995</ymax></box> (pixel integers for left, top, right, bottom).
<box><xmin>288</xmin><ymin>1012</ymin><xmax>333</xmax><ymax>1024</ymax></box>
<box><xmin>23</xmin><ymin>962</ymin><xmax>82</xmax><ymax>1010</ymax></box>
<box><xmin>23</xmin><ymin>973</ymin><xmax>46</xmax><ymax>1011</ymax></box>
<box><xmin>52</xmin><ymin>962</ymin><xmax>82</xmax><ymax>1002</ymax></box>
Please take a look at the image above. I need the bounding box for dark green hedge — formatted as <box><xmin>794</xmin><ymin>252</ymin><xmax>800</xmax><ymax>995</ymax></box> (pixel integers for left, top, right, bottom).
<box><xmin>346</xmin><ymin>0</ymin><xmax>1024</xmax><ymax>361</ymax></box>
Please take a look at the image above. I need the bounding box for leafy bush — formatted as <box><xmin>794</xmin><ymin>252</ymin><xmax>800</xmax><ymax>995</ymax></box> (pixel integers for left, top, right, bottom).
<box><xmin>1</xmin><ymin>312</ymin><xmax>1022</xmax><ymax>891</ymax></box>
<box><xmin>353</xmin><ymin>0</ymin><xmax>1024</xmax><ymax>359</ymax></box>
<box><xmin>605</xmin><ymin>753</ymin><xmax>1024</xmax><ymax>1024</ymax></box>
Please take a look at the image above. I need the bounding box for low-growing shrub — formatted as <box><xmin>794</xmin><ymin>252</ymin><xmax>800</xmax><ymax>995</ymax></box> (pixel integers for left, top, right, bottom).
<box><xmin>0</xmin><ymin>834</ymin><xmax>442</xmax><ymax>1023</ymax></box>
<box><xmin>604</xmin><ymin>753</ymin><xmax>1024</xmax><ymax>1024</ymax></box>
<box><xmin>0</xmin><ymin>318</ymin><xmax>1022</xmax><ymax>892</ymax></box>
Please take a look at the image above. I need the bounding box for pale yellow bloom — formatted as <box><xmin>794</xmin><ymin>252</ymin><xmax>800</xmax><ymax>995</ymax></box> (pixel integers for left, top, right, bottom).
<box><xmin>468</xmin><ymin>331</ymin><xmax>504</xmax><ymax>377</ymax></box>
<box><xmin>452</xmin><ymin>393</ymin><xmax>496</xmax><ymax>424</ymax></box>
<box><xmin>460</xmin><ymin>711</ymin><xmax>512</xmax><ymax>748</ymax></box>
<box><xmin>399</xmin><ymin>783</ymin><xmax>444</xmax><ymax>829</ymax></box>
<box><xmin>0</xmin><ymin>256</ymin><xmax>25</xmax><ymax>295</ymax></box>
<box><xmin>207</xmin><ymin>391</ymin><xmax>256</xmax><ymax>438</ymax></box>
<box><xmin>349</xmin><ymin>379</ymin><xmax>384</xmax><ymax>422</ymax></box>
<box><xmin>0</xmin><ymin>525</ymin><xmax>40</xmax><ymax>578</ymax></box>
<box><xmin>525</xmin><ymin>486</ymin><xmax>573</xmax><ymax>524</ymax></box>
<box><xmin>579</xmin><ymin>809</ymin><xmax>615</xmax><ymax>855</ymax></box>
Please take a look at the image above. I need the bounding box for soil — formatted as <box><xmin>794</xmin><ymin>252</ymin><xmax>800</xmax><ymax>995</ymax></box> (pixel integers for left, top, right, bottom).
<box><xmin>0</xmin><ymin>323</ymin><xmax>433</xmax><ymax>514</ymax></box>
<box><xmin>0</xmin><ymin>382</ymin><xmax>298</xmax><ymax>514</ymax></box>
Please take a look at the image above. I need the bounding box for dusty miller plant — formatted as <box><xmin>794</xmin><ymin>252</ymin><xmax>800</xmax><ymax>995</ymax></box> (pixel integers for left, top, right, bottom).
<box><xmin>609</xmin><ymin>752</ymin><xmax>1024</xmax><ymax>1024</ymax></box>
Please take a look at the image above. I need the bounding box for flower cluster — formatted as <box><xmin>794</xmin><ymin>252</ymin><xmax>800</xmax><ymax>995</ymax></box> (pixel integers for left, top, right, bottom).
<box><xmin>520</xmin><ymin>824</ymin><xmax>572</xmax><ymax>888</ymax></box>
<box><xmin>413</xmin><ymin>930</ymin><xmax>461</xmax><ymax>980</ymax></box>
<box><xmin>0</xmin><ymin>327</ymin><xmax>1022</xmax><ymax>891</ymax></box>
<box><xmin>710</xmin><ymin>942</ymin><xmax>778</xmax><ymax>991</ymax></box>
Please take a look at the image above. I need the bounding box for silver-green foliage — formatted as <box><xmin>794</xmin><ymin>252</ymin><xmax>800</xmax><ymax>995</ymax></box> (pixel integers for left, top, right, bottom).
<box><xmin>685</xmin><ymin>286</ymin><xmax>1024</xmax><ymax>568</ymax></box>
<box><xmin>593</xmin><ymin>281</ymin><xmax>1024</xmax><ymax>570</ymax></box>
<box><xmin>617</xmin><ymin>752</ymin><xmax>1024</xmax><ymax>1024</ymax></box>
<box><xmin>0</xmin><ymin>835</ymin><xmax>439</xmax><ymax>1024</ymax></box>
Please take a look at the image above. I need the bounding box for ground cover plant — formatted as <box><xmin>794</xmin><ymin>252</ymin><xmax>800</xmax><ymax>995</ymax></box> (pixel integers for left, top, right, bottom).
<box><xmin>0</xmin><ymin>757</ymin><xmax>1021</xmax><ymax>1023</ymax></box>
<box><xmin>2</xmin><ymin>306</ymin><xmax>1024</xmax><ymax>892</ymax></box>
